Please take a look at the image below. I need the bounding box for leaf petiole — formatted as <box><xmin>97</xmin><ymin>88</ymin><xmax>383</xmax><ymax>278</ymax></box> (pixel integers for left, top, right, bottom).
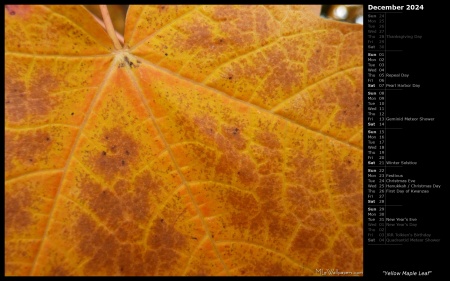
<box><xmin>99</xmin><ymin>5</ymin><xmax>122</xmax><ymax>50</ymax></box>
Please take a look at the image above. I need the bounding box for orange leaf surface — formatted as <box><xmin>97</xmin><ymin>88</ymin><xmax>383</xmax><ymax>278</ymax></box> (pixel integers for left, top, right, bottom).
<box><xmin>5</xmin><ymin>5</ymin><xmax>363</xmax><ymax>276</ymax></box>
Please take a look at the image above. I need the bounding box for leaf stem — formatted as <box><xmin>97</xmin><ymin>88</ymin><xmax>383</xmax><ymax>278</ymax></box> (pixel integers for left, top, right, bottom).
<box><xmin>88</xmin><ymin>11</ymin><xmax>124</xmax><ymax>45</ymax></box>
<box><xmin>100</xmin><ymin>5</ymin><xmax>122</xmax><ymax>50</ymax></box>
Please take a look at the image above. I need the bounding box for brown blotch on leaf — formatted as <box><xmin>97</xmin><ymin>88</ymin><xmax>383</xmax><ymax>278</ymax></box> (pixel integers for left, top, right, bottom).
<box><xmin>332</xmin><ymin>156</ymin><xmax>361</xmax><ymax>194</ymax></box>
<box><xmin>256</xmin><ymin>132</ymin><xmax>281</xmax><ymax>149</ymax></box>
<box><xmin>147</xmin><ymin>219</ymin><xmax>188</xmax><ymax>269</ymax></box>
<box><xmin>237</xmin><ymin>157</ymin><xmax>258</xmax><ymax>185</ymax></box>
<box><xmin>90</xmin><ymin>128</ymin><xmax>139</xmax><ymax>180</ymax></box>
<box><xmin>116</xmin><ymin>244</ymin><xmax>158</xmax><ymax>275</ymax></box>
<box><xmin>134</xmin><ymin>173</ymin><xmax>163</xmax><ymax>198</ymax></box>
<box><xmin>75</xmin><ymin>214</ymin><xmax>120</xmax><ymax>275</ymax></box>
<box><xmin>287</xmin><ymin>151</ymin><xmax>323</xmax><ymax>192</ymax></box>
<box><xmin>226</xmin><ymin>189</ymin><xmax>259</xmax><ymax>228</ymax></box>
<box><xmin>182</xmin><ymin>18</ymin><xmax>213</xmax><ymax>50</ymax></box>
<box><xmin>221</xmin><ymin>125</ymin><xmax>246</xmax><ymax>150</ymax></box>
<box><xmin>5</xmin><ymin>130</ymin><xmax>53</xmax><ymax>174</ymax></box>
<box><xmin>80</xmin><ymin>174</ymin><xmax>156</xmax><ymax>227</ymax></box>
<box><xmin>252</xmin><ymin>47</ymin><xmax>300</xmax><ymax>102</ymax></box>
<box><xmin>292</xmin><ymin>228</ymin><xmax>318</xmax><ymax>250</ymax></box>
<box><xmin>148</xmin><ymin>222</ymin><xmax>186</xmax><ymax>251</ymax></box>
<box><xmin>5</xmin><ymin>75</ymin><xmax>27</xmax><ymax>122</ymax></box>
<box><xmin>323</xmin><ymin>74</ymin><xmax>362</xmax><ymax>128</ymax></box>
<box><xmin>258</xmin><ymin>261</ymin><xmax>284</xmax><ymax>276</ymax></box>
<box><xmin>50</xmin><ymin>266</ymin><xmax>70</xmax><ymax>276</ymax></box>
<box><xmin>6</xmin><ymin>68</ymin><xmax>62</xmax><ymax>123</ymax></box>
<box><xmin>5</xmin><ymin>188</ymin><xmax>32</xmax><ymax>235</ymax></box>
<box><xmin>213</xmin><ymin>128</ymin><xmax>258</xmax><ymax>185</ymax></box>
<box><xmin>82</xmin><ymin>179</ymin><xmax>122</xmax><ymax>225</ymax></box>
<box><xmin>193</xmin><ymin>115</ymin><xmax>218</xmax><ymax>139</ymax></box>
<box><xmin>346</xmin><ymin>225</ymin><xmax>363</xmax><ymax>248</ymax></box>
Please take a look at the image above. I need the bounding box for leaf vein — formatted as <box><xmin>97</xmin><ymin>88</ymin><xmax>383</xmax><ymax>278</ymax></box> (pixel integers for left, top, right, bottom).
<box><xmin>29</xmin><ymin>59</ymin><xmax>117</xmax><ymax>275</ymax></box>
<box><xmin>42</xmin><ymin>5</ymin><xmax>112</xmax><ymax>52</ymax></box>
<box><xmin>215</xmin><ymin>239</ymin><xmax>315</xmax><ymax>274</ymax></box>
<box><xmin>129</xmin><ymin>6</ymin><xmax>200</xmax><ymax>52</ymax></box>
<box><xmin>134</xmin><ymin>55</ymin><xmax>362</xmax><ymax>150</ymax></box>
<box><xmin>124</xmin><ymin>65</ymin><xmax>231</xmax><ymax>275</ymax></box>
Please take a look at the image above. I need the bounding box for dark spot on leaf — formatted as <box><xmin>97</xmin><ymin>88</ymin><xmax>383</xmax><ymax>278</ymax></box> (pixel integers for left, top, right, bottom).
<box><xmin>90</xmin><ymin>128</ymin><xmax>140</xmax><ymax>180</ymax></box>
<box><xmin>29</xmin><ymin>158</ymin><xmax>33</xmax><ymax>162</ymax></box>
<box><xmin>165</xmin><ymin>53</ymin><xmax>168</xmax><ymax>56</ymax></box>
<box><xmin>6</xmin><ymin>5</ymin><xmax>15</xmax><ymax>15</ymax></box>
<box><xmin>102</xmin><ymin>151</ymin><xmax>106</xmax><ymax>156</ymax></box>
<box><xmin>71</xmin><ymin>112</ymin><xmax>74</xmax><ymax>115</ymax></box>
<box><xmin>160</xmin><ymin>219</ymin><xmax>164</xmax><ymax>223</ymax></box>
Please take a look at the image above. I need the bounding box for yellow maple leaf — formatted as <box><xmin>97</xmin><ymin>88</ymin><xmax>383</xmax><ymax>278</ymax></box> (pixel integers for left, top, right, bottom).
<box><xmin>5</xmin><ymin>5</ymin><xmax>363</xmax><ymax>276</ymax></box>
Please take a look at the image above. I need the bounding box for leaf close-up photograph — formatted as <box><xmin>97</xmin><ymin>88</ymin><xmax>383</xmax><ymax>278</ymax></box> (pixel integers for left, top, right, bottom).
<box><xmin>5</xmin><ymin>5</ymin><xmax>363</xmax><ymax>276</ymax></box>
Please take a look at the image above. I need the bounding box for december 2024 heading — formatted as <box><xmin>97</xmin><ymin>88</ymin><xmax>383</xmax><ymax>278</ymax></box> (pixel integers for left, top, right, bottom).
<box><xmin>368</xmin><ymin>5</ymin><xmax>424</xmax><ymax>10</ymax></box>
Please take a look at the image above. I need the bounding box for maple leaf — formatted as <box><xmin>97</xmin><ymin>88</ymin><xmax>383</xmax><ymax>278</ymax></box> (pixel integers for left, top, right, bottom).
<box><xmin>5</xmin><ymin>5</ymin><xmax>363</xmax><ymax>276</ymax></box>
